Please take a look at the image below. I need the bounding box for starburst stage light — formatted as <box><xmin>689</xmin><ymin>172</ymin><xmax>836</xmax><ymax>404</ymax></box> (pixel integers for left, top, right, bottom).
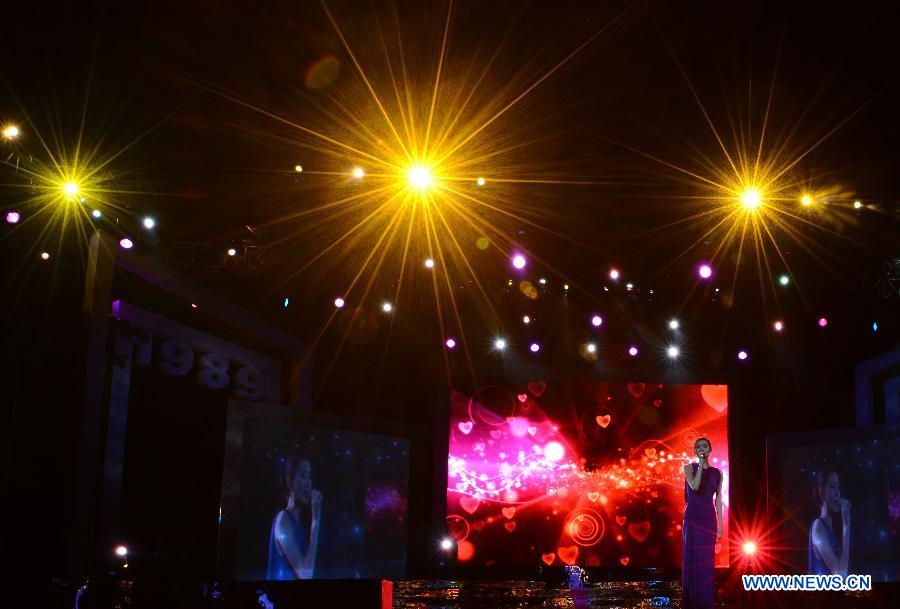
<box><xmin>407</xmin><ymin>165</ymin><xmax>433</xmax><ymax>189</ymax></box>
<box><xmin>63</xmin><ymin>181</ymin><xmax>81</xmax><ymax>199</ymax></box>
<box><xmin>739</xmin><ymin>187</ymin><xmax>762</xmax><ymax>210</ymax></box>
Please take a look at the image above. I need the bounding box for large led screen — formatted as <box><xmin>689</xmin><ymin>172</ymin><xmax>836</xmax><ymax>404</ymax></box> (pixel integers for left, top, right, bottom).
<box><xmin>234</xmin><ymin>418</ymin><xmax>410</xmax><ymax>580</ymax></box>
<box><xmin>770</xmin><ymin>428</ymin><xmax>900</xmax><ymax>582</ymax></box>
<box><xmin>447</xmin><ymin>381</ymin><xmax>730</xmax><ymax>569</ymax></box>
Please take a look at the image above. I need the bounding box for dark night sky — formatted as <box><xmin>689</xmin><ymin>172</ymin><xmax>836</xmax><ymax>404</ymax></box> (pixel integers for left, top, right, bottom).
<box><xmin>3</xmin><ymin>1</ymin><xmax>899</xmax><ymax>413</ymax></box>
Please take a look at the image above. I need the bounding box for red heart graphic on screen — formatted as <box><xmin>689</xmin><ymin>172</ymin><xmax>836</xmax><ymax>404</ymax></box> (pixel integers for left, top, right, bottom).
<box><xmin>595</xmin><ymin>415</ymin><xmax>612</xmax><ymax>428</ymax></box>
<box><xmin>457</xmin><ymin>540</ymin><xmax>474</xmax><ymax>561</ymax></box>
<box><xmin>502</xmin><ymin>506</ymin><xmax>516</xmax><ymax>519</ymax></box>
<box><xmin>490</xmin><ymin>430</ymin><xmax>502</xmax><ymax>440</ymax></box>
<box><xmin>517</xmin><ymin>393</ymin><xmax>528</xmax><ymax>403</ymax></box>
<box><xmin>626</xmin><ymin>383</ymin><xmax>646</xmax><ymax>398</ymax></box>
<box><xmin>587</xmin><ymin>491</ymin><xmax>600</xmax><ymax>503</ymax></box>
<box><xmin>615</xmin><ymin>515</ymin><xmax>627</xmax><ymax>526</ymax></box>
<box><xmin>541</xmin><ymin>553</ymin><xmax>556</xmax><ymax>566</ymax></box>
<box><xmin>627</xmin><ymin>520</ymin><xmax>651</xmax><ymax>542</ymax></box>
<box><xmin>557</xmin><ymin>545</ymin><xmax>579</xmax><ymax>565</ymax></box>
<box><xmin>644</xmin><ymin>448</ymin><xmax>657</xmax><ymax>459</ymax></box>
<box><xmin>459</xmin><ymin>496</ymin><xmax>480</xmax><ymax>514</ymax></box>
<box><xmin>652</xmin><ymin>399</ymin><xmax>662</xmax><ymax>408</ymax></box>
<box><xmin>700</xmin><ymin>385</ymin><xmax>728</xmax><ymax>413</ymax></box>
<box><xmin>586</xmin><ymin>555</ymin><xmax>600</xmax><ymax>567</ymax></box>
<box><xmin>527</xmin><ymin>426</ymin><xmax>538</xmax><ymax>436</ymax></box>
<box><xmin>504</xmin><ymin>521</ymin><xmax>516</xmax><ymax>532</ymax></box>
<box><xmin>620</xmin><ymin>556</ymin><xmax>630</xmax><ymax>566</ymax></box>
<box><xmin>458</xmin><ymin>421</ymin><xmax>473</xmax><ymax>434</ymax></box>
<box><xmin>472</xmin><ymin>520</ymin><xmax>484</xmax><ymax>531</ymax></box>
<box><xmin>528</xmin><ymin>381</ymin><xmax>547</xmax><ymax>396</ymax></box>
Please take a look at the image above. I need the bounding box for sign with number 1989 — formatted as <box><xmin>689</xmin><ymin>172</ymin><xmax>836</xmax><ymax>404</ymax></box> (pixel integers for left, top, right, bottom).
<box><xmin>157</xmin><ymin>338</ymin><xmax>267</xmax><ymax>400</ymax></box>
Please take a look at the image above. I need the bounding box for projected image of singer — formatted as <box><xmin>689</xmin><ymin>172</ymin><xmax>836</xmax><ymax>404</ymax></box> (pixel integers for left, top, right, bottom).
<box><xmin>809</xmin><ymin>469</ymin><xmax>850</xmax><ymax>576</ymax></box>
<box><xmin>267</xmin><ymin>456</ymin><xmax>323</xmax><ymax>579</ymax></box>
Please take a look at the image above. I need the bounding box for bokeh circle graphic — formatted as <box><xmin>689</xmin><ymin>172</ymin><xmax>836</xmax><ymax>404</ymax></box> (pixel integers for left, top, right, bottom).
<box><xmin>446</xmin><ymin>514</ymin><xmax>471</xmax><ymax>543</ymax></box>
<box><xmin>468</xmin><ymin>385</ymin><xmax>517</xmax><ymax>426</ymax></box>
<box><xmin>565</xmin><ymin>508</ymin><xmax>606</xmax><ymax>546</ymax></box>
<box><xmin>680</xmin><ymin>428</ymin><xmax>700</xmax><ymax>449</ymax></box>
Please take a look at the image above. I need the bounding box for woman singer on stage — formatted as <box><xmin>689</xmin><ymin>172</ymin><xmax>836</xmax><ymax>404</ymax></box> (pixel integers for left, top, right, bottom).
<box><xmin>681</xmin><ymin>437</ymin><xmax>723</xmax><ymax>609</ymax></box>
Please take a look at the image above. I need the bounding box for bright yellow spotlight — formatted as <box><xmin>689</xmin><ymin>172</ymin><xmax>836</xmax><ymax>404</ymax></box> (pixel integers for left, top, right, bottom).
<box><xmin>801</xmin><ymin>194</ymin><xmax>813</xmax><ymax>206</ymax></box>
<box><xmin>476</xmin><ymin>177</ymin><xmax>486</xmax><ymax>186</ymax></box>
<box><xmin>853</xmin><ymin>200</ymin><xmax>862</xmax><ymax>209</ymax></box>
<box><xmin>408</xmin><ymin>166</ymin><xmax>433</xmax><ymax>189</ymax></box>
<box><xmin>63</xmin><ymin>182</ymin><xmax>80</xmax><ymax>198</ymax></box>
<box><xmin>352</xmin><ymin>167</ymin><xmax>365</xmax><ymax>179</ymax></box>
<box><xmin>2</xmin><ymin>125</ymin><xmax>20</xmax><ymax>140</ymax></box>
<box><xmin>740</xmin><ymin>187</ymin><xmax>762</xmax><ymax>210</ymax></box>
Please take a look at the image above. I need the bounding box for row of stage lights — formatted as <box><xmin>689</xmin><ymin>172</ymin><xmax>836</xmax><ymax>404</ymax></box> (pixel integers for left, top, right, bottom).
<box><xmin>311</xmin><ymin>247</ymin><xmax>879</xmax><ymax>359</ymax></box>
<box><xmin>4</xmin><ymin>126</ymin><xmax>882</xmax><ymax>338</ymax></box>
<box><xmin>740</xmin><ymin>186</ymin><xmax>865</xmax><ymax>210</ymax></box>
<box><xmin>7</xmin><ymin>204</ymin><xmax>155</xmax><ymax>258</ymax></box>
<box><xmin>306</xmin><ymin>160</ymin><xmax>866</xmax><ymax>210</ymax></box>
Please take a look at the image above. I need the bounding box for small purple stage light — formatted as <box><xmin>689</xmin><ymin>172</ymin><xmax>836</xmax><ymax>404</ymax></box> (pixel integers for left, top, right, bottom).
<box><xmin>628</xmin><ymin>345</ymin><xmax>639</xmax><ymax>357</ymax></box>
<box><xmin>591</xmin><ymin>314</ymin><xmax>603</xmax><ymax>327</ymax></box>
<box><xmin>334</xmin><ymin>297</ymin><xmax>345</xmax><ymax>308</ymax></box>
<box><xmin>698</xmin><ymin>263</ymin><xmax>713</xmax><ymax>279</ymax></box>
<box><xmin>817</xmin><ymin>317</ymin><xmax>828</xmax><ymax>328</ymax></box>
<box><xmin>530</xmin><ymin>342</ymin><xmax>540</xmax><ymax>353</ymax></box>
<box><xmin>6</xmin><ymin>211</ymin><xmax>20</xmax><ymax>224</ymax></box>
<box><xmin>609</xmin><ymin>268</ymin><xmax>620</xmax><ymax>280</ymax></box>
<box><xmin>737</xmin><ymin>350</ymin><xmax>748</xmax><ymax>361</ymax></box>
<box><xmin>119</xmin><ymin>238</ymin><xmax>133</xmax><ymax>249</ymax></box>
<box><xmin>512</xmin><ymin>254</ymin><xmax>526</xmax><ymax>269</ymax></box>
<box><xmin>445</xmin><ymin>338</ymin><xmax>457</xmax><ymax>349</ymax></box>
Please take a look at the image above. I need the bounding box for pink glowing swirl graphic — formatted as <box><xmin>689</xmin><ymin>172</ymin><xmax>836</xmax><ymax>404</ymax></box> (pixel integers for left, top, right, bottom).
<box><xmin>565</xmin><ymin>508</ymin><xmax>605</xmax><ymax>546</ymax></box>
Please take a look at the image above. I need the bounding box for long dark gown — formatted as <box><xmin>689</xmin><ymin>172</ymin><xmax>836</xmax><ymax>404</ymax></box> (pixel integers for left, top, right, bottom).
<box><xmin>682</xmin><ymin>463</ymin><xmax>721</xmax><ymax>609</ymax></box>
<box><xmin>266</xmin><ymin>508</ymin><xmax>310</xmax><ymax>580</ymax></box>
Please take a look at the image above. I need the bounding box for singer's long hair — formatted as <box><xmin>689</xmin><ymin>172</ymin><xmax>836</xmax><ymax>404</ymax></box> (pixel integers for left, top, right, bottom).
<box><xmin>813</xmin><ymin>469</ymin><xmax>843</xmax><ymax>554</ymax></box>
<box><xmin>281</xmin><ymin>454</ymin><xmax>312</xmax><ymax>500</ymax></box>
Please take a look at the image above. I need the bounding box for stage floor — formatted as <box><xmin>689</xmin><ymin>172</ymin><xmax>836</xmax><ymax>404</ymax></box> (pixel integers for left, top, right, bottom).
<box><xmin>394</xmin><ymin>580</ymin><xmax>734</xmax><ymax>608</ymax></box>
